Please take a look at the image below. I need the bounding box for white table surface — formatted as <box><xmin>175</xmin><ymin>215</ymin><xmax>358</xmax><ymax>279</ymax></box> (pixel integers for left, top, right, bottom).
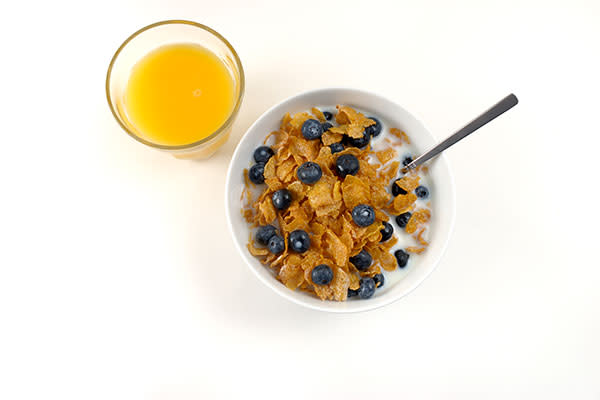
<box><xmin>1</xmin><ymin>0</ymin><xmax>599</xmax><ymax>398</ymax></box>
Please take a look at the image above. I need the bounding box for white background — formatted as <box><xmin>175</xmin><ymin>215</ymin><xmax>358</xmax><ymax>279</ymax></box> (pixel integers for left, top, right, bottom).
<box><xmin>1</xmin><ymin>0</ymin><xmax>599</xmax><ymax>398</ymax></box>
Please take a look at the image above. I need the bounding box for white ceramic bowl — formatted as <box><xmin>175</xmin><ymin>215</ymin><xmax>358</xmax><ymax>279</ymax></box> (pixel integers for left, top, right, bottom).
<box><xmin>225</xmin><ymin>88</ymin><xmax>455</xmax><ymax>313</ymax></box>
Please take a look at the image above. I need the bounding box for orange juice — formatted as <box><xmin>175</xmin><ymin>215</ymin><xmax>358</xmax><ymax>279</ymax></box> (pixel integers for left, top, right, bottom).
<box><xmin>123</xmin><ymin>43</ymin><xmax>235</xmax><ymax>146</ymax></box>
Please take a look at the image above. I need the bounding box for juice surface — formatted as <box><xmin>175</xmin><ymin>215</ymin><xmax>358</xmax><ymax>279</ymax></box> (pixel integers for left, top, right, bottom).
<box><xmin>124</xmin><ymin>43</ymin><xmax>235</xmax><ymax>146</ymax></box>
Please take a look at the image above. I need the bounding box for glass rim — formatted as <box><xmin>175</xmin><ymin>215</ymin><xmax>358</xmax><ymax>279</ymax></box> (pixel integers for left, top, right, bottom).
<box><xmin>105</xmin><ymin>19</ymin><xmax>245</xmax><ymax>151</ymax></box>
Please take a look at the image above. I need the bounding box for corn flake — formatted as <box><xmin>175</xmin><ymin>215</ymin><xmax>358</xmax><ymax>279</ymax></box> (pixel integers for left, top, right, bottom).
<box><xmin>390</xmin><ymin>128</ymin><xmax>411</xmax><ymax>144</ymax></box>
<box><xmin>311</xmin><ymin>107</ymin><xmax>326</xmax><ymax>122</ymax></box>
<box><xmin>375</xmin><ymin>148</ymin><xmax>397</xmax><ymax>164</ymax></box>
<box><xmin>341</xmin><ymin>175</ymin><xmax>370</xmax><ymax>209</ymax></box>
<box><xmin>308</xmin><ymin>178</ymin><xmax>335</xmax><ymax>209</ymax></box>
<box><xmin>248</xmin><ymin>241</ymin><xmax>269</xmax><ymax>257</ymax></box>
<box><xmin>321</xmin><ymin>130</ymin><xmax>343</xmax><ymax>145</ymax></box>
<box><xmin>406</xmin><ymin>208</ymin><xmax>431</xmax><ymax>234</ymax></box>
<box><xmin>279</xmin><ymin>263</ymin><xmax>304</xmax><ymax>290</ymax></box>
<box><xmin>406</xmin><ymin>246</ymin><xmax>426</xmax><ymax>254</ymax></box>
<box><xmin>396</xmin><ymin>174</ymin><xmax>420</xmax><ymax>191</ymax></box>
<box><xmin>324</xmin><ymin>229</ymin><xmax>349</xmax><ymax>266</ymax></box>
<box><xmin>389</xmin><ymin>193</ymin><xmax>417</xmax><ymax>215</ymax></box>
<box><xmin>415</xmin><ymin>228</ymin><xmax>429</xmax><ymax>246</ymax></box>
<box><xmin>258</xmin><ymin>197</ymin><xmax>277</xmax><ymax>224</ymax></box>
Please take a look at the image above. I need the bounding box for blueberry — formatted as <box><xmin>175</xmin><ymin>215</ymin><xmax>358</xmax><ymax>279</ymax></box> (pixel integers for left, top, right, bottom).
<box><xmin>335</xmin><ymin>154</ymin><xmax>359</xmax><ymax>177</ymax></box>
<box><xmin>395</xmin><ymin>212</ymin><xmax>412</xmax><ymax>228</ymax></box>
<box><xmin>373</xmin><ymin>273</ymin><xmax>385</xmax><ymax>288</ymax></box>
<box><xmin>391</xmin><ymin>179</ymin><xmax>408</xmax><ymax>196</ymax></box>
<box><xmin>352</xmin><ymin>204</ymin><xmax>375</xmax><ymax>227</ymax></box>
<box><xmin>255</xmin><ymin>225</ymin><xmax>277</xmax><ymax>245</ymax></box>
<box><xmin>358</xmin><ymin>277</ymin><xmax>376</xmax><ymax>299</ymax></box>
<box><xmin>394</xmin><ymin>249</ymin><xmax>410</xmax><ymax>268</ymax></box>
<box><xmin>348</xmin><ymin>288</ymin><xmax>359</xmax><ymax>298</ymax></box>
<box><xmin>253</xmin><ymin>146</ymin><xmax>274</xmax><ymax>163</ymax></box>
<box><xmin>402</xmin><ymin>156</ymin><xmax>413</xmax><ymax>167</ymax></box>
<box><xmin>349</xmin><ymin>249</ymin><xmax>372</xmax><ymax>271</ymax></box>
<box><xmin>289</xmin><ymin>229</ymin><xmax>310</xmax><ymax>253</ymax></box>
<box><xmin>380</xmin><ymin>221</ymin><xmax>394</xmax><ymax>242</ymax></box>
<box><xmin>415</xmin><ymin>185</ymin><xmax>429</xmax><ymax>199</ymax></box>
<box><xmin>364</xmin><ymin>117</ymin><xmax>382</xmax><ymax>137</ymax></box>
<box><xmin>267</xmin><ymin>234</ymin><xmax>285</xmax><ymax>254</ymax></box>
<box><xmin>248</xmin><ymin>163</ymin><xmax>265</xmax><ymax>184</ymax></box>
<box><xmin>272</xmin><ymin>189</ymin><xmax>292</xmax><ymax>210</ymax></box>
<box><xmin>296</xmin><ymin>161</ymin><xmax>322</xmax><ymax>184</ymax></box>
<box><xmin>329</xmin><ymin>142</ymin><xmax>344</xmax><ymax>154</ymax></box>
<box><xmin>321</xmin><ymin>122</ymin><xmax>333</xmax><ymax>132</ymax></box>
<box><xmin>323</xmin><ymin>111</ymin><xmax>333</xmax><ymax>121</ymax></box>
<box><xmin>345</xmin><ymin>130</ymin><xmax>370</xmax><ymax>148</ymax></box>
<box><xmin>311</xmin><ymin>264</ymin><xmax>333</xmax><ymax>285</ymax></box>
<box><xmin>301</xmin><ymin>119</ymin><xmax>323</xmax><ymax>140</ymax></box>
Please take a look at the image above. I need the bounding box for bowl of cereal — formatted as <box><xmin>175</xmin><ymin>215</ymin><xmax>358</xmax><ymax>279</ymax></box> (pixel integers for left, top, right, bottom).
<box><xmin>225</xmin><ymin>88</ymin><xmax>455</xmax><ymax>312</ymax></box>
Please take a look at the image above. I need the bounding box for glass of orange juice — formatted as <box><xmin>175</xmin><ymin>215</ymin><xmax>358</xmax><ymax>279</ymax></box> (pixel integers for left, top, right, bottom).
<box><xmin>106</xmin><ymin>20</ymin><xmax>244</xmax><ymax>159</ymax></box>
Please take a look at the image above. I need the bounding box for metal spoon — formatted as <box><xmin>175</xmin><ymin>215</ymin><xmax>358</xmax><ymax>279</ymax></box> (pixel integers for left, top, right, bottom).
<box><xmin>401</xmin><ymin>93</ymin><xmax>518</xmax><ymax>174</ymax></box>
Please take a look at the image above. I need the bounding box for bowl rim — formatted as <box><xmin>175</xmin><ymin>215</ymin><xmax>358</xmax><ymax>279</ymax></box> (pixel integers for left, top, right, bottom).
<box><xmin>225</xmin><ymin>87</ymin><xmax>456</xmax><ymax>313</ymax></box>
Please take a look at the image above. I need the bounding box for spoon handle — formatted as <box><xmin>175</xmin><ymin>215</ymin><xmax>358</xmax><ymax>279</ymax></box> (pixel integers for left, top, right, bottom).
<box><xmin>402</xmin><ymin>93</ymin><xmax>518</xmax><ymax>173</ymax></box>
